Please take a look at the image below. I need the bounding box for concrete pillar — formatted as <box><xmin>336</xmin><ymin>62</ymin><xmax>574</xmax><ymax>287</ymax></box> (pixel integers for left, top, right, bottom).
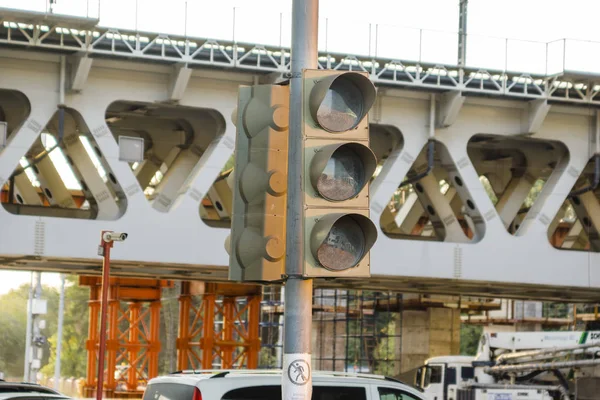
<box><xmin>399</xmin><ymin>308</ymin><xmax>461</xmax><ymax>374</ymax></box>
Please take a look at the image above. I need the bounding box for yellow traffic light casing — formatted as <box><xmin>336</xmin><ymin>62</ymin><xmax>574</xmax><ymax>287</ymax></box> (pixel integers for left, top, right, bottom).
<box><xmin>302</xmin><ymin>69</ymin><xmax>378</xmax><ymax>278</ymax></box>
<box><xmin>227</xmin><ymin>83</ymin><xmax>289</xmax><ymax>282</ymax></box>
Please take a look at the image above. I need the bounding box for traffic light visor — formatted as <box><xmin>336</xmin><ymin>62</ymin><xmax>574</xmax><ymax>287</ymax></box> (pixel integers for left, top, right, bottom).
<box><xmin>310</xmin><ymin>142</ymin><xmax>377</xmax><ymax>201</ymax></box>
<box><xmin>309</xmin><ymin>72</ymin><xmax>376</xmax><ymax>132</ymax></box>
<box><xmin>310</xmin><ymin>213</ymin><xmax>377</xmax><ymax>271</ymax></box>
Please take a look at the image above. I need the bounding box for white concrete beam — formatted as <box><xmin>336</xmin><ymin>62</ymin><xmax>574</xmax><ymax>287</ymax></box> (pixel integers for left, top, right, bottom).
<box><xmin>393</xmin><ymin>192</ymin><xmax>423</xmax><ymax>234</ymax></box>
<box><xmin>167</xmin><ymin>65</ymin><xmax>192</xmax><ymax>103</ymax></box>
<box><xmin>69</xmin><ymin>56</ymin><xmax>93</xmax><ymax>92</ymax></box>
<box><xmin>63</xmin><ymin>134</ymin><xmax>120</xmax><ymax>220</ymax></box>
<box><xmin>561</xmin><ymin>221</ymin><xmax>586</xmax><ymax>249</ymax></box>
<box><xmin>134</xmin><ymin>157</ymin><xmax>161</xmax><ymax>190</ymax></box>
<box><xmin>33</xmin><ymin>157</ymin><xmax>76</xmax><ymax>208</ymax></box>
<box><xmin>571</xmin><ymin>191</ymin><xmax>600</xmax><ymax>251</ymax></box>
<box><xmin>13</xmin><ymin>174</ymin><xmax>43</xmax><ymax>205</ymax></box>
<box><xmin>522</xmin><ymin>99</ymin><xmax>551</xmax><ymax>134</ymax></box>
<box><xmin>152</xmin><ymin>148</ymin><xmax>201</xmax><ymax>212</ymax></box>
<box><xmin>495</xmin><ymin>175</ymin><xmax>535</xmax><ymax>229</ymax></box>
<box><xmin>436</xmin><ymin>91</ymin><xmax>465</xmax><ymax>128</ymax></box>
<box><xmin>416</xmin><ymin>174</ymin><xmax>470</xmax><ymax>243</ymax></box>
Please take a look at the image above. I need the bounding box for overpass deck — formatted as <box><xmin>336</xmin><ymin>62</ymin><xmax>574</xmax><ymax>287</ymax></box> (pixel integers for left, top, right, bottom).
<box><xmin>1</xmin><ymin>8</ymin><xmax>600</xmax><ymax>303</ymax></box>
<box><xmin>1</xmin><ymin>7</ymin><xmax>599</xmax><ymax>105</ymax></box>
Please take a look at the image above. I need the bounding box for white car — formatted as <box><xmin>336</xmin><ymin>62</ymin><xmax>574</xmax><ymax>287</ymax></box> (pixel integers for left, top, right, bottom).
<box><xmin>142</xmin><ymin>369</ymin><xmax>425</xmax><ymax>400</ymax></box>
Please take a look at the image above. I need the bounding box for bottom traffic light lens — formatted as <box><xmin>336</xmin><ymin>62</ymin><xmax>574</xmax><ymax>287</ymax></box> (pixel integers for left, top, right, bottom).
<box><xmin>316</xmin><ymin>215</ymin><xmax>366</xmax><ymax>271</ymax></box>
<box><xmin>318</xmin><ymin>146</ymin><xmax>365</xmax><ymax>201</ymax></box>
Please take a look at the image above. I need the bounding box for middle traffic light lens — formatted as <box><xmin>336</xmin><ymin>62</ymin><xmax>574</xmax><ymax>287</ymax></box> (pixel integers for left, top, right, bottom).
<box><xmin>316</xmin><ymin>78</ymin><xmax>363</xmax><ymax>132</ymax></box>
<box><xmin>318</xmin><ymin>146</ymin><xmax>365</xmax><ymax>201</ymax></box>
<box><xmin>316</xmin><ymin>216</ymin><xmax>366</xmax><ymax>271</ymax></box>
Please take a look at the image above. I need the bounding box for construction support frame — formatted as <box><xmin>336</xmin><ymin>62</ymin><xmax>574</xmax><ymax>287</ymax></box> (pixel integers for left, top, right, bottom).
<box><xmin>176</xmin><ymin>282</ymin><xmax>262</xmax><ymax>370</ymax></box>
<box><xmin>81</xmin><ymin>276</ymin><xmax>170</xmax><ymax>398</ymax></box>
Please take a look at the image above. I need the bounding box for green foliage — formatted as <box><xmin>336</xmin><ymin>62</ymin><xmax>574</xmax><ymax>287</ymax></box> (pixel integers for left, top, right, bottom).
<box><xmin>0</xmin><ymin>282</ymin><xmax>60</xmax><ymax>377</ymax></box>
<box><xmin>460</xmin><ymin>324</ymin><xmax>483</xmax><ymax>356</ymax></box>
<box><xmin>524</xmin><ymin>179</ymin><xmax>545</xmax><ymax>208</ymax></box>
<box><xmin>41</xmin><ymin>276</ymin><xmax>89</xmax><ymax>378</ymax></box>
<box><xmin>372</xmin><ymin>319</ymin><xmax>397</xmax><ymax>376</ymax></box>
<box><xmin>0</xmin><ymin>276</ymin><xmax>88</xmax><ymax>379</ymax></box>
<box><xmin>0</xmin><ymin>284</ymin><xmax>29</xmax><ymax>376</ymax></box>
<box><xmin>258</xmin><ymin>347</ymin><xmax>278</xmax><ymax>368</ymax></box>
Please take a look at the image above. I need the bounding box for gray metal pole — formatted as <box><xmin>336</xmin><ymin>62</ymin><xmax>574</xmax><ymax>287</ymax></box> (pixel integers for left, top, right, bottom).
<box><xmin>30</xmin><ymin>272</ymin><xmax>43</xmax><ymax>384</ymax></box>
<box><xmin>54</xmin><ymin>274</ymin><xmax>66</xmax><ymax>390</ymax></box>
<box><xmin>23</xmin><ymin>272</ymin><xmax>34</xmax><ymax>382</ymax></box>
<box><xmin>458</xmin><ymin>0</ymin><xmax>468</xmax><ymax>67</ymax></box>
<box><xmin>283</xmin><ymin>0</ymin><xmax>318</xmax><ymax>399</ymax></box>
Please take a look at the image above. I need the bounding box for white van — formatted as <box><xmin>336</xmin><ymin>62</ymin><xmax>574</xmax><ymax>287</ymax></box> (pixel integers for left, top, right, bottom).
<box><xmin>142</xmin><ymin>369</ymin><xmax>426</xmax><ymax>400</ymax></box>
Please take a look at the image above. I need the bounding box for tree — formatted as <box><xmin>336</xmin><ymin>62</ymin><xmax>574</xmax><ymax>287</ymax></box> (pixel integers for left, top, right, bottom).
<box><xmin>0</xmin><ymin>284</ymin><xmax>29</xmax><ymax>376</ymax></box>
<box><xmin>460</xmin><ymin>324</ymin><xmax>482</xmax><ymax>356</ymax></box>
<box><xmin>41</xmin><ymin>276</ymin><xmax>89</xmax><ymax>378</ymax></box>
<box><xmin>0</xmin><ymin>281</ymin><xmax>59</xmax><ymax>378</ymax></box>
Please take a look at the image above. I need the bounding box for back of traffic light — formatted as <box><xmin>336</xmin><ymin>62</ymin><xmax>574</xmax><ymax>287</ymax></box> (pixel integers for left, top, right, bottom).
<box><xmin>227</xmin><ymin>83</ymin><xmax>289</xmax><ymax>282</ymax></box>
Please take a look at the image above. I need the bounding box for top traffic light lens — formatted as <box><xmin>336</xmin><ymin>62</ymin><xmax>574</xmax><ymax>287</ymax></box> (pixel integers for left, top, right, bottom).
<box><xmin>316</xmin><ymin>78</ymin><xmax>363</xmax><ymax>132</ymax></box>
<box><xmin>309</xmin><ymin>72</ymin><xmax>376</xmax><ymax>133</ymax></box>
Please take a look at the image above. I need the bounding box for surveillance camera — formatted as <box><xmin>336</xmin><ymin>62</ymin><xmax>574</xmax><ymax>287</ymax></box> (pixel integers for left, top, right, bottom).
<box><xmin>102</xmin><ymin>232</ymin><xmax>128</xmax><ymax>242</ymax></box>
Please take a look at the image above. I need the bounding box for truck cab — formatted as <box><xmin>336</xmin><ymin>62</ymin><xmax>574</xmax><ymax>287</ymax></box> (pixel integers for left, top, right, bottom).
<box><xmin>415</xmin><ymin>356</ymin><xmax>474</xmax><ymax>400</ymax></box>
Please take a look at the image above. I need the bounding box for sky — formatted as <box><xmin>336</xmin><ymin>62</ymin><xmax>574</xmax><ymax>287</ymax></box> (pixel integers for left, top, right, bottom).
<box><xmin>1</xmin><ymin>0</ymin><xmax>600</xmax><ymax>73</ymax></box>
<box><xmin>0</xmin><ymin>0</ymin><xmax>600</xmax><ymax>294</ymax></box>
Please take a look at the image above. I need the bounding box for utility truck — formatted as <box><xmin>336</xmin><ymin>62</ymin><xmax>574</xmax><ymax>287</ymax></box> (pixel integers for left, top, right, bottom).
<box><xmin>414</xmin><ymin>331</ymin><xmax>600</xmax><ymax>400</ymax></box>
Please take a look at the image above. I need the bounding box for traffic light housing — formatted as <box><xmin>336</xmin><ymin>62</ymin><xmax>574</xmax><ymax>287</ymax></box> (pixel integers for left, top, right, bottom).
<box><xmin>227</xmin><ymin>83</ymin><xmax>289</xmax><ymax>282</ymax></box>
<box><xmin>302</xmin><ymin>70</ymin><xmax>378</xmax><ymax>277</ymax></box>
<box><xmin>226</xmin><ymin>70</ymin><xmax>378</xmax><ymax>282</ymax></box>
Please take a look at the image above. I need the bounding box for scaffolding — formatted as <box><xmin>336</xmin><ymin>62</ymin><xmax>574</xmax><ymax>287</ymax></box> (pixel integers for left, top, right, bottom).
<box><xmin>258</xmin><ymin>287</ymin><xmax>403</xmax><ymax>375</ymax></box>
<box><xmin>176</xmin><ymin>282</ymin><xmax>261</xmax><ymax>370</ymax></box>
<box><xmin>80</xmin><ymin>277</ymin><xmax>171</xmax><ymax>399</ymax></box>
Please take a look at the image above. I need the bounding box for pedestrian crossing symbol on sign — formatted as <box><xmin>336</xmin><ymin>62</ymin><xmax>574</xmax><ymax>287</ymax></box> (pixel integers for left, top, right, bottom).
<box><xmin>288</xmin><ymin>359</ymin><xmax>310</xmax><ymax>386</ymax></box>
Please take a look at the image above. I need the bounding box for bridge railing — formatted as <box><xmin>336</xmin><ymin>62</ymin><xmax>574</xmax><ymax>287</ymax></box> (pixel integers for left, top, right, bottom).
<box><xmin>2</xmin><ymin>1</ymin><xmax>600</xmax><ymax>77</ymax></box>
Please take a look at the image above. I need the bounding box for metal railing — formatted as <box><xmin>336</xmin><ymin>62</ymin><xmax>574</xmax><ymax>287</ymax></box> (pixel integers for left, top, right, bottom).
<box><xmin>3</xmin><ymin>0</ymin><xmax>600</xmax><ymax>76</ymax></box>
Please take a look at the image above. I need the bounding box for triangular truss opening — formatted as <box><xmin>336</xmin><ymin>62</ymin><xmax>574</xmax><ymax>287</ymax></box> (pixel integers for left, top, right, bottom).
<box><xmin>1</xmin><ymin>107</ymin><xmax>126</xmax><ymax>220</ymax></box>
<box><xmin>467</xmin><ymin>134</ymin><xmax>568</xmax><ymax>235</ymax></box>
<box><xmin>106</xmin><ymin>101</ymin><xmax>224</xmax><ymax>213</ymax></box>
<box><xmin>549</xmin><ymin>156</ymin><xmax>600</xmax><ymax>252</ymax></box>
<box><xmin>380</xmin><ymin>140</ymin><xmax>485</xmax><ymax>243</ymax></box>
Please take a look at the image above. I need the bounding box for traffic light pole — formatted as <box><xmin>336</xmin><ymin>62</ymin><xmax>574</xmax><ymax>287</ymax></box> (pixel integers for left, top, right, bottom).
<box><xmin>283</xmin><ymin>0</ymin><xmax>318</xmax><ymax>399</ymax></box>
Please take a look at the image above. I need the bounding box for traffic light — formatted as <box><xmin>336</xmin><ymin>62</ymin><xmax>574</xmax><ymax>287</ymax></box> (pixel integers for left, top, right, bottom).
<box><xmin>302</xmin><ymin>70</ymin><xmax>378</xmax><ymax>277</ymax></box>
<box><xmin>227</xmin><ymin>83</ymin><xmax>289</xmax><ymax>282</ymax></box>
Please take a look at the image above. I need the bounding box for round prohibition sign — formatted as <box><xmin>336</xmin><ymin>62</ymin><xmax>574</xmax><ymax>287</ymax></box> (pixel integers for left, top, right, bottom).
<box><xmin>287</xmin><ymin>359</ymin><xmax>311</xmax><ymax>386</ymax></box>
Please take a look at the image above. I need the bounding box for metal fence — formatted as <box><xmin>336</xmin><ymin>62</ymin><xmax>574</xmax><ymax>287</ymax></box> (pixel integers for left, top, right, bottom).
<box><xmin>259</xmin><ymin>287</ymin><xmax>403</xmax><ymax>376</ymax></box>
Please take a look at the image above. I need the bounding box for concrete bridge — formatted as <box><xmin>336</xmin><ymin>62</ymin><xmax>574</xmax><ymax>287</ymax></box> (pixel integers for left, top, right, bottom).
<box><xmin>0</xmin><ymin>7</ymin><xmax>599</xmax><ymax>301</ymax></box>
